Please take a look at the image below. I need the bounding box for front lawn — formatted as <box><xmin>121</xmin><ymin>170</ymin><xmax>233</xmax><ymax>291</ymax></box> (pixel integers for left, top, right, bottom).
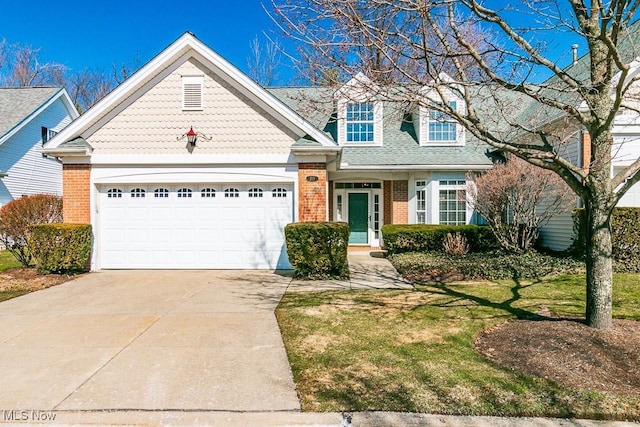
<box><xmin>276</xmin><ymin>274</ymin><xmax>640</xmax><ymax>420</ymax></box>
<box><xmin>0</xmin><ymin>250</ymin><xmax>21</xmax><ymax>271</ymax></box>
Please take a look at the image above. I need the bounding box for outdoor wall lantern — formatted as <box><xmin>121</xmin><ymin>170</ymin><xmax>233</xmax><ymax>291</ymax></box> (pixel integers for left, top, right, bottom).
<box><xmin>177</xmin><ymin>126</ymin><xmax>211</xmax><ymax>148</ymax></box>
<box><xmin>186</xmin><ymin>126</ymin><xmax>197</xmax><ymax>146</ymax></box>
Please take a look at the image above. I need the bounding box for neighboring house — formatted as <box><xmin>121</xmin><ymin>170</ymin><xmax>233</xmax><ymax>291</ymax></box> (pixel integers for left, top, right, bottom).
<box><xmin>44</xmin><ymin>33</ymin><xmax>495</xmax><ymax>270</ymax></box>
<box><xmin>0</xmin><ymin>87</ymin><xmax>79</xmax><ymax>207</ymax></box>
<box><xmin>533</xmin><ymin>24</ymin><xmax>640</xmax><ymax>252</ymax></box>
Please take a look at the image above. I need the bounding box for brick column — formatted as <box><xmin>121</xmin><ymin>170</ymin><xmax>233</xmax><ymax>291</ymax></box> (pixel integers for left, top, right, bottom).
<box><xmin>392</xmin><ymin>180</ymin><xmax>408</xmax><ymax>224</ymax></box>
<box><xmin>298</xmin><ymin>163</ymin><xmax>327</xmax><ymax>222</ymax></box>
<box><xmin>62</xmin><ymin>164</ymin><xmax>91</xmax><ymax>223</ymax></box>
<box><xmin>383</xmin><ymin>180</ymin><xmax>392</xmax><ymax>224</ymax></box>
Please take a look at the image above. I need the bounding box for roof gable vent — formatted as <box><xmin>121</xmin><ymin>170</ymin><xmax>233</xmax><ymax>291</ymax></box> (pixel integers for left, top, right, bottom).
<box><xmin>182</xmin><ymin>75</ymin><xmax>203</xmax><ymax>110</ymax></box>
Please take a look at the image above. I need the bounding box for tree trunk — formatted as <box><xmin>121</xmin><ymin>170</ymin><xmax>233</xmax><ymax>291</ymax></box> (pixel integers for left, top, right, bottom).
<box><xmin>584</xmin><ymin>198</ymin><xmax>614</xmax><ymax>329</ymax></box>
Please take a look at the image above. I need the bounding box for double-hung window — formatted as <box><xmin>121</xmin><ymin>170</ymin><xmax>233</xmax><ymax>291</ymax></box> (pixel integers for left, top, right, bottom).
<box><xmin>428</xmin><ymin>101</ymin><xmax>458</xmax><ymax>142</ymax></box>
<box><xmin>346</xmin><ymin>102</ymin><xmax>374</xmax><ymax>143</ymax></box>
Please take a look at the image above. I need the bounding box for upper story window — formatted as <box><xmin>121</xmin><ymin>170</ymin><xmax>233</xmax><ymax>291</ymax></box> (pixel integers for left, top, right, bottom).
<box><xmin>428</xmin><ymin>101</ymin><xmax>458</xmax><ymax>142</ymax></box>
<box><xmin>182</xmin><ymin>75</ymin><xmax>203</xmax><ymax>110</ymax></box>
<box><xmin>41</xmin><ymin>127</ymin><xmax>57</xmax><ymax>144</ymax></box>
<box><xmin>346</xmin><ymin>102</ymin><xmax>375</xmax><ymax>143</ymax></box>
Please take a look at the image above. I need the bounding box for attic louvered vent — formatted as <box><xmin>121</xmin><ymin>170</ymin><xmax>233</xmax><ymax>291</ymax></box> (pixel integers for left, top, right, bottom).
<box><xmin>182</xmin><ymin>75</ymin><xmax>203</xmax><ymax>110</ymax></box>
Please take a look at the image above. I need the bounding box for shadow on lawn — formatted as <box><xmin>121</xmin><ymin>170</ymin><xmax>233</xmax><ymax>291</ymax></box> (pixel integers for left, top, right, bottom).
<box><xmin>424</xmin><ymin>279</ymin><xmax>583</xmax><ymax>323</ymax></box>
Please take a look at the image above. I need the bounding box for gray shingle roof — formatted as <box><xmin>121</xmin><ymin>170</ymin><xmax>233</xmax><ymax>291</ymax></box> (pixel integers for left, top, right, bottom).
<box><xmin>268</xmin><ymin>87</ymin><xmax>495</xmax><ymax>168</ymax></box>
<box><xmin>0</xmin><ymin>87</ymin><xmax>62</xmax><ymax>141</ymax></box>
<box><xmin>58</xmin><ymin>136</ymin><xmax>91</xmax><ymax>149</ymax></box>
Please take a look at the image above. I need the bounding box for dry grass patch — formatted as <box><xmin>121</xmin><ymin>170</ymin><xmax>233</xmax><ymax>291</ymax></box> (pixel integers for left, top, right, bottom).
<box><xmin>276</xmin><ymin>276</ymin><xmax>640</xmax><ymax>420</ymax></box>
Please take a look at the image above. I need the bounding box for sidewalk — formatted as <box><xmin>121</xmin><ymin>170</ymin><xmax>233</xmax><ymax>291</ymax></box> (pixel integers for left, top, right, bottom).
<box><xmin>287</xmin><ymin>252</ymin><xmax>413</xmax><ymax>291</ymax></box>
<box><xmin>10</xmin><ymin>409</ymin><xmax>635</xmax><ymax>426</ymax></box>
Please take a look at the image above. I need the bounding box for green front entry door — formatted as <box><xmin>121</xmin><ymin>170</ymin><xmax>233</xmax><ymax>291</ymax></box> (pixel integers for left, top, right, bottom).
<box><xmin>348</xmin><ymin>193</ymin><xmax>369</xmax><ymax>244</ymax></box>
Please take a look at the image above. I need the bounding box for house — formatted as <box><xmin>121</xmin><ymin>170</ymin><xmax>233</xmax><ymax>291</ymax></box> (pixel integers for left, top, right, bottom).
<box><xmin>0</xmin><ymin>88</ymin><xmax>79</xmax><ymax>207</ymax></box>
<box><xmin>43</xmin><ymin>32</ymin><xmax>495</xmax><ymax>270</ymax></box>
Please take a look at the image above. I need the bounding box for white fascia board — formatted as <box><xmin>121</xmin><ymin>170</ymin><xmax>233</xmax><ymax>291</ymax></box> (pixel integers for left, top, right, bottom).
<box><xmin>339</xmin><ymin>164</ymin><xmax>493</xmax><ymax>171</ymax></box>
<box><xmin>1</xmin><ymin>88</ymin><xmax>74</xmax><ymax>147</ymax></box>
<box><xmin>88</xmin><ymin>153</ymin><xmax>294</xmax><ymax>165</ymax></box>
<box><xmin>47</xmin><ymin>32</ymin><xmax>336</xmax><ymax>151</ymax></box>
<box><xmin>45</xmin><ymin>147</ymin><xmax>92</xmax><ymax>157</ymax></box>
<box><xmin>44</xmin><ymin>36</ymin><xmax>194</xmax><ymax>149</ymax></box>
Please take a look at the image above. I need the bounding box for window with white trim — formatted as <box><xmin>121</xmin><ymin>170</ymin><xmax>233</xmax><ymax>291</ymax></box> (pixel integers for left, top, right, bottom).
<box><xmin>428</xmin><ymin>101</ymin><xmax>458</xmax><ymax>142</ymax></box>
<box><xmin>41</xmin><ymin>126</ymin><xmax>57</xmax><ymax>144</ymax></box>
<box><xmin>416</xmin><ymin>180</ymin><xmax>427</xmax><ymax>224</ymax></box>
<box><xmin>248</xmin><ymin>188</ymin><xmax>263</xmax><ymax>198</ymax></box>
<box><xmin>439</xmin><ymin>180</ymin><xmax>466</xmax><ymax>225</ymax></box>
<box><xmin>225</xmin><ymin>188</ymin><xmax>239</xmax><ymax>198</ymax></box>
<box><xmin>346</xmin><ymin>102</ymin><xmax>374</xmax><ymax>142</ymax></box>
<box><xmin>272</xmin><ymin>188</ymin><xmax>287</xmax><ymax>198</ymax></box>
<box><xmin>177</xmin><ymin>188</ymin><xmax>192</xmax><ymax>198</ymax></box>
<box><xmin>107</xmin><ymin>188</ymin><xmax>123</xmax><ymax>198</ymax></box>
<box><xmin>201</xmin><ymin>188</ymin><xmax>216</xmax><ymax>198</ymax></box>
<box><xmin>131</xmin><ymin>188</ymin><xmax>146</xmax><ymax>198</ymax></box>
<box><xmin>182</xmin><ymin>75</ymin><xmax>203</xmax><ymax>110</ymax></box>
<box><xmin>154</xmin><ymin>188</ymin><xmax>169</xmax><ymax>198</ymax></box>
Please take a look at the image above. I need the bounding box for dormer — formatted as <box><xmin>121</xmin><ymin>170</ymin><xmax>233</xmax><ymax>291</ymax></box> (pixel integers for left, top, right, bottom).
<box><xmin>334</xmin><ymin>73</ymin><xmax>384</xmax><ymax>146</ymax></box>
<box><xmin>413</xmin><ymin>76</ymin><xmax>466</xmax><ymax>146</ymax></box>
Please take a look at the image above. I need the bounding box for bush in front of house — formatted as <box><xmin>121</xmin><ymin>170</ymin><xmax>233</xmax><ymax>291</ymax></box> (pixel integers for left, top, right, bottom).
<box><xmin>389</xmin><ymin>250</ymin><xmax>585</xmax><ymax>282</ymax></box>
<box><xmin>381</xmin><ymin>224</ymin><xmax>497</xmax><ymax>255</ymax></box>
<box><xmin>0</xmin><ymin>194</ymin><xmax>63</xmax><ymax>267</ymax></box>
<box><xmin>28</xmin><ymin>223</ymin><xmax>92</xmax><ymax>274</ymax></box>
<box><xmin>285</xmin><ymin>222</ymin><xmax>349</xmax><ymax>279</ymax></box>
<box><xmin>571</xmin><ymin>207</ymin><xmax>640</xmax><ymax>272</ymax></box>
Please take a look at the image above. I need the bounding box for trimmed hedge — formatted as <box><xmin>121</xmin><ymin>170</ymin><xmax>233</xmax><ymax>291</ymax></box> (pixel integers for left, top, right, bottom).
<box><xmin>28</xmin><ymin>223</ymin><xmax>92</xmax><ymax>274</ymax></box>
<box><xmin>381</xmin><ymin>224</ymin><xmax>498</xmax><ymax>255</ymax></box>
<box><xmin>390</xmin><ymin>250</ymin><xmax>585</xmax><ymax>282</ymax></box>
<box><xmin>285</xmin><ymin>222</ymin><xmax>349</xmax><ymax>279</ymax></box>
<box><xmin>572</xmin><ymin>207</ymin><xmax>640</xmax><ymax>272</ymax></box>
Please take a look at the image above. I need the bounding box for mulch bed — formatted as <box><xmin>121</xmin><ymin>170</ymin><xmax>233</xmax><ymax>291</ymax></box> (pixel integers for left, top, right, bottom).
<box><xmin>0</xmin><ymin>268</ymin><xmax>79</xmax><ymax>293</ymax></box>
<box><xmin>475</xmin><ymin>318</ymin><xmax>640</xmax><ymax>395</ymax></box>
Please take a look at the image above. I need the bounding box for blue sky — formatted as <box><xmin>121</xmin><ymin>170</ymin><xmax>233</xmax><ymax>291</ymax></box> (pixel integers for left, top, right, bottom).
<box><xmin>1</xmin><ymin>0</ymin><xmax>291</xmax><ymax>82</ymax></box>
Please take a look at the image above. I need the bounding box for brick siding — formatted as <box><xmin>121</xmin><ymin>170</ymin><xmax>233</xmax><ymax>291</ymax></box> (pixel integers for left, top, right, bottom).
<box><xmin>298</xmin><ymin>163</ymin><xmax>327</xmax><ymax>221</ymax></box>
<box><xmin>392</xmin><ymin>180</ymin><xmax>408</xmax><ymax>224</ymax></box>
<box><xmin>62</xmin><ymin>164</ymin><xmax>91</xmax><ymax>223</ymax></box>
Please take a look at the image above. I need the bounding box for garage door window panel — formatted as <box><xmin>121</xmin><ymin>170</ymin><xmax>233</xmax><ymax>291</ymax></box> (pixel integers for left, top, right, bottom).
<box><xmin>272</xmin><ymin>188</ymin><xmax>287</xmax><ymax>198</ymax></box>
<box><xmin>177</xmin><ymin>188</ymin><xmax>193</xmax><ymax>198</ymax></box>
<box><xmin>154</xmin><ymin>188</ymin><xmax>169</xmax><ymax>198</ymax></box>
<box><xmin>131</xmin><ymin>188</ymin><xmax>146</xmax><ymax>198</ymax></box>
<box><xmin>248</xmin><ymin>188</ymin><xmax>263</xmax><ymax>198</ymax></box>
<box><xmin>225</xmin><ymin>188</ymin><xmax>240</xmax><ymax>198</ymax></box>
<box><xmin>107</xmin><ymin>188</ymin><xmax>123</xmax><ymax>198</ymax></box>
<box><xmin>201</xmin><ymin>188</ymin><xmax>216</xmax><ymax>198</ymax></box>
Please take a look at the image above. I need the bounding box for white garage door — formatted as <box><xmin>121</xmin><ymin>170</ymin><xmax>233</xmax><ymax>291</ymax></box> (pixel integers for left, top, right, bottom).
<box><xmin>98</xmin><ymin>183</ymin><xmax>292</xmax><ymax>269</ymax></box>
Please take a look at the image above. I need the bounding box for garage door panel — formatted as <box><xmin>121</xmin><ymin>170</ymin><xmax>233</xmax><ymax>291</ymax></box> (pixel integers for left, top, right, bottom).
<box><xmin>99</xmin><ymin>183</ymin><xmax>292</xmax><ymax>269</ymax></box>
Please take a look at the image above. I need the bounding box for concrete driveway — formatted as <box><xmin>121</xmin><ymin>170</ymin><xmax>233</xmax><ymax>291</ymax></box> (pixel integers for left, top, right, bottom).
<box><xmin>0</xmin><ymin>270</ymin><xmax>300</xmax><ymax>412</ymax></box>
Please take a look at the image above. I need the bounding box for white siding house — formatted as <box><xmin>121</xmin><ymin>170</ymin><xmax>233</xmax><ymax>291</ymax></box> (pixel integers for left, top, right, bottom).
<box><xmin>0</xmin><ymin>88</ymin><xmax>79</xmax><ymax>207</ymax></box>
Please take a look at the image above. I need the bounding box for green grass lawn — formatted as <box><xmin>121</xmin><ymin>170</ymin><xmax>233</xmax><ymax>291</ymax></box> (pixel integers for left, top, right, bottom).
<box><xmin>276</xmin><ymin>274</ymin><xmax>640</xmax><ymax>420</ymax></box>
<box><xmin>0</xmin><ymin>250</ymin><xmax>21</xmax><ymax>271</ymax></box>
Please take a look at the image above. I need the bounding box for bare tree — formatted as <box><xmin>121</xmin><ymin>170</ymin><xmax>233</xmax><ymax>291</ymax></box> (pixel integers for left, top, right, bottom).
<box><xmin>66</xmin><ymin>68</ymin><xmax>114</xmax><ymax>113</ymax></box>
<box><xmin>247</xmin><ymin>35</ymin><xmax>283</xmax><ymax>86</ymax></box>
<box><xmin>467</xmin><ymin>158</ymin><xmax>575</xmax><ymax>252</ymax></box>
<box><xmin>271</xmin><ymin>0</ymin><xmax>640</xmax><ymax>328</ymax></box>
<box><xmin>0</xmin><ymin>42</ymin><xmax>66</xmax><ymax>87</ymax></box>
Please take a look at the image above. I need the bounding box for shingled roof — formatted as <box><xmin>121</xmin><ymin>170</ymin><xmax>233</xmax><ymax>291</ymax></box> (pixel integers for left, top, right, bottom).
<box><xmin>0</xmin><ymin>87</ymin><xmax>63</xmax><ymax>142</ymax></box>
<box><xmin>268</xmin><ymin>87</ymin><xmax>495</xmax><ymax>168</ymax></box>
